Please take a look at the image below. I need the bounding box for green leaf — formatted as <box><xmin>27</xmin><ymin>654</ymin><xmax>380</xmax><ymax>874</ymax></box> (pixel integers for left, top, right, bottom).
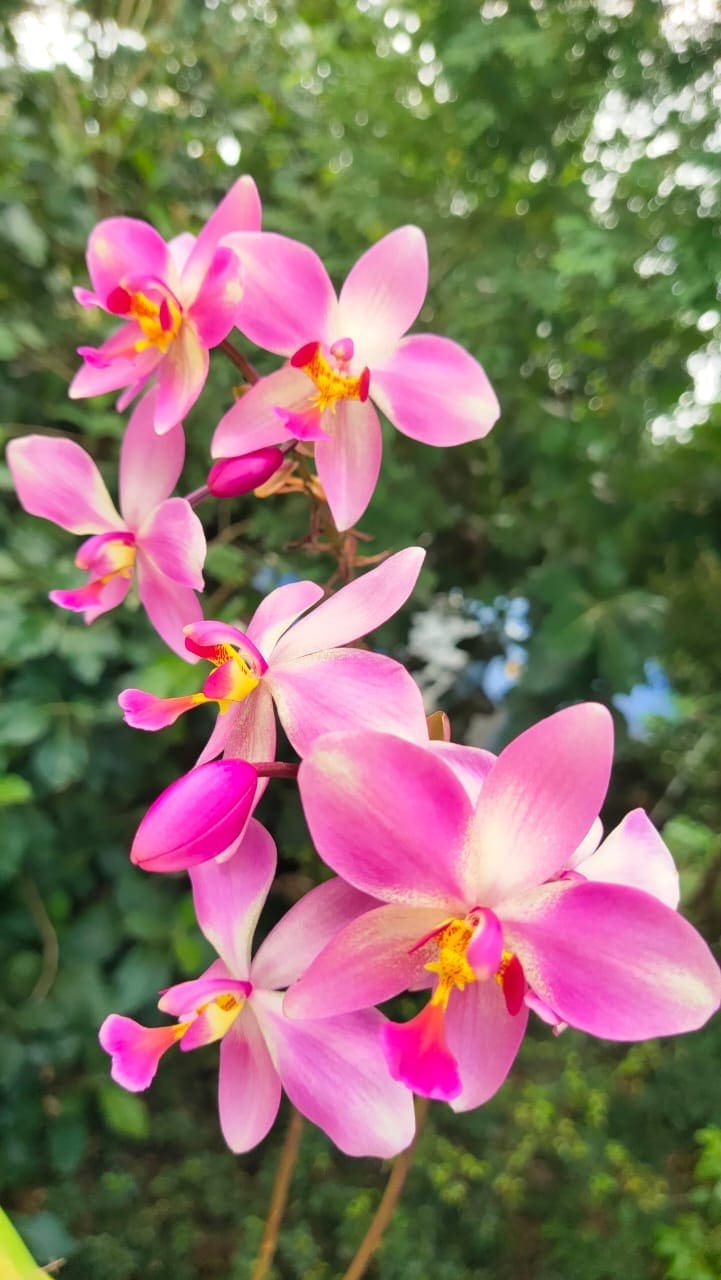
<box><xmin>0</xmin><ymin>774</ymin><xmax>33</xmax><ymax>806</ymax></box>
<box><xmin>0</xmin><ymin>1208</ymin><xmax>47</xmax><ymax>1279</ymax></box>
<box><xmin>98</xmin><ymin>1084</ymin><xmax>150</xmax><ymax>1140</ymax></box>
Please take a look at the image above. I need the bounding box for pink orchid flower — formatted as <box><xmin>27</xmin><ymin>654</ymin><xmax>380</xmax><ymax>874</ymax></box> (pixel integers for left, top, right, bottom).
<box><xmin>285</xmin><ymin>706</ymin><xmax>721</xmax><ymax>1109</ymax></box>
<box><xmin>69</xmin><ymin>176</ymin><xmax>261</xmax><ymax>434</ymax></box>
<box><xmin>100</xmin><ymin>820</ymin><xmax>415</xmax><ymax>1156</ymax></box>
<box><xmin>118</xmin><ymin>547</ymin><xmax>429</xmax><ymax>764</ymax></box>
<box><xmin>7</xmin><ymin>390</ymin><xmax>205</xmax><ymax>658</ymax></box>
<box><xmin>211</xmin><ymin>225</ymin><xmax>500</xmax><ymax>529</ymax></box>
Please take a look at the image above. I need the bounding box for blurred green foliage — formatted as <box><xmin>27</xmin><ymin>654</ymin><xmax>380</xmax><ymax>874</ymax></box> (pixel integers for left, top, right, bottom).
<box><xmin>2</xmin><ymin>0</ymin><xmax>721</xmax><ymax>1275</ymax></box>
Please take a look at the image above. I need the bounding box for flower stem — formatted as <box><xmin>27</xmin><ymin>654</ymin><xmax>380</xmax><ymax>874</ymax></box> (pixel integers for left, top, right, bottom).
<box><xmin>251</xmin><ymin>1107</ymin><xmax>304</xmax><ymax>1280</ymax></box>
<box><xmin>219</xmin><ymin>338</ymin><xmax>261</xmax><ymax>384</ymax></box>
<box><xmin>184</xmin><ymin>484</ymin><xmax>211</xmax><ymax>507</ymax></box>
<box><xmin>340</xmin><ymin>1096</ymin><xmax>430</xmax><ymax>1280</ymax></box>
<box><xmin>251</xmin><ymin>762</ymin><xmax>299</xmax><ymax>779</ymax></box>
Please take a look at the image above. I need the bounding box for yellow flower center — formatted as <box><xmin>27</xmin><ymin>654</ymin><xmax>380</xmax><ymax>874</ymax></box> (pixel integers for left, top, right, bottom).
<box><xmin>425</xmin><ymin>918</ymin><xmax>478</xmax><ymax>1011</ymax></box>
<box><xmin>291</xmin><ymin>340</ymin><xmax>370</xmax><ymax>413</ymax></box>
<box><xmin>129</xmin><ymin>290</ymin><xmax>182</xmax><ymax>353</ymax></box>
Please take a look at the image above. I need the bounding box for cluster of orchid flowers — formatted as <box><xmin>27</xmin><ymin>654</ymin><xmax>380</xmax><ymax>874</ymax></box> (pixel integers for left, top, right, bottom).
<box><xmin>7</xmin><ymin>177</ymin><xmax>720</xmax><ymax>1161</ymax></box>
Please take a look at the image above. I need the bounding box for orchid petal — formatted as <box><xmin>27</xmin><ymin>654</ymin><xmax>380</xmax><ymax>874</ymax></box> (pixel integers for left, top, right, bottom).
<box><xmin>182</xmin><ymin>175</ymin><xmax>262</xmax><ymax>298</ymax></box>
<box><xmin>381</xmin><ymin>1002</ymin><xmax>462</xmax><ymax>1101</ymax></box>
<box><xmin>576</xmin><ymin>809</ymin><xmax>680</xmax><ymax>908</ymax></box>
<box><xmin>468</xmin><ymin>703</ymin><xmax>614</xmax><ymax>903</ymax></box>
<box><xmin>252</xmin><ymin>877</ymin><xmax>380</xmax><ymax>991</ymax></box>
<box><xmin>223</xmin><ymin>232</ymin><xmax>337</xmax><ymax>355</ymax></box>
<box><xmin>154</xmin><ymin>324</ymin><xmax>210</xmax><ymax>434</ymax></box>
<box><xmin>197</xmin><ymin>684</ymin><xmax>276</xmax><ymax>777</ymax></box>
<box><xmin>168</xmin><ymin>232</ymin><xmax>196</xmax><ymax>274</ymax></box>
<box><xmin>503</xmin><ymin>879</ymin><xmax>721</xmax><ymax>1040</ymax></box>
<box><xmin>337</xmin><ymin>226</ymin><xmax>428</xmax><ymax>361</ymax></box>
<box><xmin>372</xmin><ymin>334</ymin><xmax>500</xmax><ymax>445</ymax></box>
<box><xmin>253</xmin><ymin>991</ymin><xmax>415</xmax><ymax>1158</ymax></box>
<box><xmin>272</xmin><ymin>547</ymin><xmax>425</xmax><ymax>662</ymax></box>
<box><xmin>158</xmin><ymin>971</ymin><xmax>250</xmax><ymax>1018</ymax></box>
<box><xmin>50</xmin><ymin>573</ymin><xmax>132</xmax><ymax>622</ymax></box>
<box><xmin>218</xmin><ymin>1009</ymin><xmax>282</xmax><ymax>1153</ymax></box>
<box><xmin>299</xmin><ymin>731</ymin><xmax>473</xmax><ymax>907</ymax></box>
<box><xmin>99</xmin><ymin>1015</ymin><xmax>181</xmax><ymax>1091</ymax></box>
<box><xmin>211</xmin><ymin>366</ymin><xmax>313</xmax><ymax>458</ymax></box>
<box><xmin>245</xmin><ymin>580</ymin><xmax>325</xmax><ymax>659</ymax></box>
<box><xmin>283</xmin><ymin>903</ymin><xmax>444</xmax><ymax>1019</ymax></box>
<box><xmin>269</xmin><ymin>649</ymin><xmax>427</xmax><ymax>757</ymax></box>
<box><xmin>130</xmin><ymin>759</ymin><xmax>257</xmax><ymax>872</ymax></box>
<box><xmin>188</xmin><ymin>246</ymin><xmax>244</xmax><ymax>347</ymax></box>
<box><xmin>7</xmin><ymin>435</ymin><xmax>123</xmax><ymax>534</ymax></box>
<box><xmin>446</xmin><ymin>979</ymin><xmax>528</xmax><ymax>1112</ymax></box>
<box><xmin>119</xmin><ymin>388</ymin><xmax>185</xmax><ymax>526</ymax></box>
<box><xmin>189</xmin><ymin>819</ymin><xmax>276</xmax><ymax>980</ymax></box>
<box><xmin>138</xmin><ymin>498</ymin><xmax>206</xmax><ymax>590</ymax></box>
<box><xmin>135</xmin><ymin>553</ymin><xmax>203</xmax><ymax>660</ymax></box>
<box><xmin>428</xmin><ymin>741</ymin><xmax>496</xmax><ymax>805</ymax></box>
<box><xmin>314</xmin><ymin>397</ymin><xmax>383</xmax><ymax>531</ymax></box>
<box><xmin>85</xmin><ymin>217</ymin><xmax>174</xmax><ymax>303</ymax></box>
<box><xmin>184</xmin><ymin>620</ymin><xmax>266</xmax><ymax>672</ymax></box>
<box><xmin>118</xmin><ymin>688</ymin><xmax>207</xmax><ymax>731</ymax></box>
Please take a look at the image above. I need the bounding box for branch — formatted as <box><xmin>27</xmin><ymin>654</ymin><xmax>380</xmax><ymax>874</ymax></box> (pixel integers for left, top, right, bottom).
<box><xmin>251</xmin><ymin>1107</ymin><xmax>304</xmax><ymax>1280</ymax></box>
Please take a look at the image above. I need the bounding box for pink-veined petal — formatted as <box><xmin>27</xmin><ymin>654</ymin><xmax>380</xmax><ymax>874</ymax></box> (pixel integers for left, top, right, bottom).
<box><xmin>245</xmin><ymin>579</ymin><xmax>325</xmax><ymax>659</ymax></box>
<box><xmin>223</xmin><ymin>231</ymin><xmax>337</xmax><ymax>355</ymax></box>
<box><xmin>372</xmin><ymin>333</ymin><xmax>500</xmax><ymax>445</ymax></box>
<box><xmin>567</xmin><ymin>818</ymin><xmax>604</xmax><ymax>869</ymax></box>
<box><xmin>446</xmin><ymin>978</ymin><xmax>529</xmax><ymax>1112</ymax></box>
<box><xmin>7</xmin><ymin>435</ymin><xmax>123</xmax><ymax>534</ymax></box>
<box><xmin>268</xmin><ymin>649</ymin><xmax>428</xmax><ymax>757</ymax></box>
<box><xmin>118</xmin><ymin>688</ymin><xmax>207</xmax><ymax>731</ymax></box>
<box><xmin>337</xmin><ymin>226</ymin><xmax>428</xmax><ymax>362</ymax></box>
<box><xmin>196</xmin><ymin>684</ymin><xmax>277</xmax><ymax>780</ymax></box>
<box><xmin>154</xmin><ymin>324</ymin><xmax>210</xmax><ymax>434</ymax></box>
<box><xmin>189</xmin><ymin>819</ymin><xmax>276</xmax><ymax>980</ymax></box>
<box><xmin>575</xmin><ymin>809</ymin><xmax>680</xmax><ymax>908</ymax></box>
<box><xmin>168</xmin><ymin>232</ymin><xmax>196</xmax><ymax>274</ymax></box>
<box><xmin>272</xmin><ymin>546</ymin><xmax>425</xmax><ymax>662</ymax></box>
<box><xmin>119</xmin><ymin>388</ymin><xmax>185</xmax><ymax>526</ymax></box>
<box><xmin>188</xmin><ymin>246</ymin><xmax>244</xmax><ymax>347</ymax></box>
<box><xmin>211</xmin><ymin>366</ymin><xmax>314</xmax><ymax>458</ymax></box>
<box><xmin>502</xmin><ymin>879</ymin><xmax>721</xmax><ymax>1040</ymax></box>
<box><xmin>181</xmin><ymin>175</ymin><xmax>262</xmax><ymax>298</ymax></box>
<box><xmin>217</xmin><ymin>1008</ymin><xmax>282</xmax><ymax>1153</ymax></box>
<box><xmin>252</xmin><ymin>877</ymin><xmax>380</xmax><ymax>991</ymax></box>
<box><xmin>50</xmin><ymin>572</ymin><xmax>132</xmax><ymax>623</ymax></box>
<box><xmin>184</xmin><ymin>620</ymin><xmax>265</xmax><ymax>668</ymax></box>
<box><xmin>130</xmin><ymin>759</ymin><xmax>258</xmax><ymax>873</ymax></box>
<box><xmin>299</xmin><ymin>731</ymin><xmax>474</xmax><ymax>907</ymax></box>
<box><xmin>314</xmin><ymin>396</ymin><xmax>383</xmax><ymax>531</ymax></box>
<box><xmin>85</xmin><ymin>217</ymin><xmax>174</xmax><ymax>303</ymax></box>
<box><xmin>253</xmin><ymin>991</ymin><xmax>415</xmax><ymax>1158</ymax></box>
<box><xmin>138</xmin><ymin>498</ymin><xmax>206</xmax><ymax>590</ymax></box>
<box><xmin>158</xmin><ymin>970</ymin><xmax>250</xmax><ymax>1018</ymax></box>
<box><xmin>99</xmin><ymin>1015</ymin><xmax>181</xmax><ymax>1091</ymax></box>
<box><xmin>135</xmin><ymin>553</ymin><xmax>203</xmax><ymax>660</ymax></box>
<box><xmin>428</xmin><ymin>741</ymin><xmax>496</xmax><ymax>805</ymax></box>
<box><xmin>468</xmin><ymin>703</ymin><xmax>615</xmax><ymax>904</ymax></box>
<box><xmin>381</xmin><ymin>1002</ymin><xmax>462</xmax><ymax>1102</ymax></box>
<box><xmin>284</xmin><ymin>903</ymin><xmax>445</xmax><ymax>1020</ymax></box>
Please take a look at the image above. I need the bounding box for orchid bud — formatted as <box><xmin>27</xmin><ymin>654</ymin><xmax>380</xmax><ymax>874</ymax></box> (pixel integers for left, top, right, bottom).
<box><xmin>207</xmin><ymin>448</ymin><xmax>284</xmax><ymax>498</ymax></box>
<box><xmin>130</xmin><ymin>759</ymin><xmax>257</xmax><ymax>872</ymax></box>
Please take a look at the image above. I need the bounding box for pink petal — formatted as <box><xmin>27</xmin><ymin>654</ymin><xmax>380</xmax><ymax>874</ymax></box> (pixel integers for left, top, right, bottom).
<box><xmin>207</xmin><ymin>448</ymin><xmax>283</xmax><ymax>498</ymax></box>
<box><xmin>168</xmin><ymin>232</ymin><xmax>196</xmax><ymax>274</ymax></box>
<box><xmin>372</xmin><ymin>334</ymin><xmax>500</xmax><ymax>445</ymax></box>
<box><xmin>118</xmin><ymin>388</ymin><xmax>185</xmax><ymax>527</ymax></box>
<box><xmin>154</xmin><ymin>325</ymin><xmax>210</xmax><ymax>434</ymax></box>
<box><xmin>217</xmin><ymin>1009</ymin><xmax>282</xmax><ymax>1153</ymax></box>
<box><xmin>336</xmin><ymin>225</ymin><xmax>428</xmax><ymax>361</ymax></box>
<box><xmin>187</xmin><ymin>246</ymin><xmax>244</xmax><ymax>347</ymax></box>
<box><xmin>50</xmin><ymin>573</ymin><xmax>132</xmax><ymax>622</ymax></box>
<box><xmin>381</xmin><ymin>1002</ymin><xmax>462</xmax><ymax>1101</ymax></box>
<box><xmin>181</xmin><ymin>175</ymin><xmax>262</xmax><ymax>298</ymax></box>
<box><xmin>272</xmin><ymin>546</ymin><xmax>425</xmax><ymax>662</ymax></box>
<box><xmin>211</xmin><ymin>366</ymin><xmax>313</xmax><ymax>458</ymax></box>
<box><xmin>118</xmin><ymin>688</ymin><xmax>206</xmax><ymax>731</ymax></box>
<box><xmin>189</xmin><ymin>819</ymin><xmax>276</xmax><ymax>980</ymax></box>
<box><xmin>428</xmin><ymin>741</ymin><xmax>496</xmax><ymax>805</ymax></box>
<box><xmin>314</xmin><ymin>397</ymin><xmax>383</xmax><ymax>531</ymax></box>
<box><xmin>575</xmin><ymin>809</ymin><xmax>680</xmax><ymax>908</ymax></box>
<box><xmin>138</xmin><ymin>498</ymin><xmax>206</xmax><ymax>590</ymax></box>
<box><xmin>7</xmin><ymin>435</ymin><xmax>123</xmax><ymax>534</ymax></box>
<box><xmin>99</xmin><ymin>1014</ymin><xmax>180</xmax><ymax>1091</ymax></box>
<box><xmin>567</xmin><ymin>818</ymin><xmax>604</xmax><ymax>868</ymax></box>
<box><xmin>298</xmin><ymin>731</ymin><xmax>474</xmax><ymax>908</ymax></box>
<box><xmin>245</xmin><ymin>579</ymin><xmax>325</xmax><ymax>659</ymax></box>
<box><xmin>85</xmin><ymin>217</ymin><xmax>174</xmax><ymax>303</ymax></box>
<box><xmin>135</xmin><ymin>553</ymin><xmax>203</xmax><ymax>660</ymax></box>
<box><xmin>466</xmin><ymin>909</ymin><xmax>504</xmax><ymax>978</ymax></box>
<box><xmin>502</xmin><ymin>879</ymin><xmax>721</xmax><ymax>1040</ymax></box>
<box><xmin>252</xmin><ymin>877</ymin><xmax>380</xmax><ymax>991</ymax></box>
<box><xmin>445</xmin><ymin>978</ymin><xmax>528</xmax><ymax>1112</ymax></box>
<box><xmin>184</xmin><ymin>620</ymin><xmax>266</xmax><ymax>673</ymax></box>
<box><xmin>467</xmin><ymin>703</ymin><xmax>615</xmax><ymax>904</ymax></box>
<box><xmin>253</xmin><ymin>991</ymin><xmax>415</xmax><ymax>1157</ymax></box>
<box><xmin>268</xmin><ymin>649</ymin><xmax>428</xmax><ymax>757</ymax></box>
<box><xmin>222</xmin><ymin>231</ymin><xmax>337</xmax><ymax>355</ymax></box>
<box><xmin>283</xmin><ymin>903</ymin><xmax>445</xmax><ymax>1020</ymax></box>
<box><xmin>158</xmin><ymin>970</ymin><xmax>250</xmax><ymax>1018</ymax></box>
<box><xmin>196</xmin><ymin>683</ymin><xmax>277</xmax><ymax>776</ymax></box>
<box><xmin>130</xmin><ymin>759</ymin><xmax>258</xmax><ymax>872</ymax></box>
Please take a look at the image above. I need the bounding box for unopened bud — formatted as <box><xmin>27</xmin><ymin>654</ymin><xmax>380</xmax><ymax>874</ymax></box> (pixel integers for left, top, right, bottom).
<box><xmin>130</xmin><ymin>759</ymin><xmax>257</xmax><ymax>872</ymax></box>
<box><xmin>207</xmin><ymin>448</ymin><xmax>284</xmax><ymax>498</ymax></box>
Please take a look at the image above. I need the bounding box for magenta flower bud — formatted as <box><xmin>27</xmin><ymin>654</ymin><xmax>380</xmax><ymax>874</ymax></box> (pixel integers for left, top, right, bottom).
<box><xmin>207</xmin><ymin>448</ymin><xmax>284</xmax><ymax>498</ymax></box>
<box><xmin>130</xmin><ymin>759</ymin><xmax>257</xmax><ymax>872</ymax></box>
